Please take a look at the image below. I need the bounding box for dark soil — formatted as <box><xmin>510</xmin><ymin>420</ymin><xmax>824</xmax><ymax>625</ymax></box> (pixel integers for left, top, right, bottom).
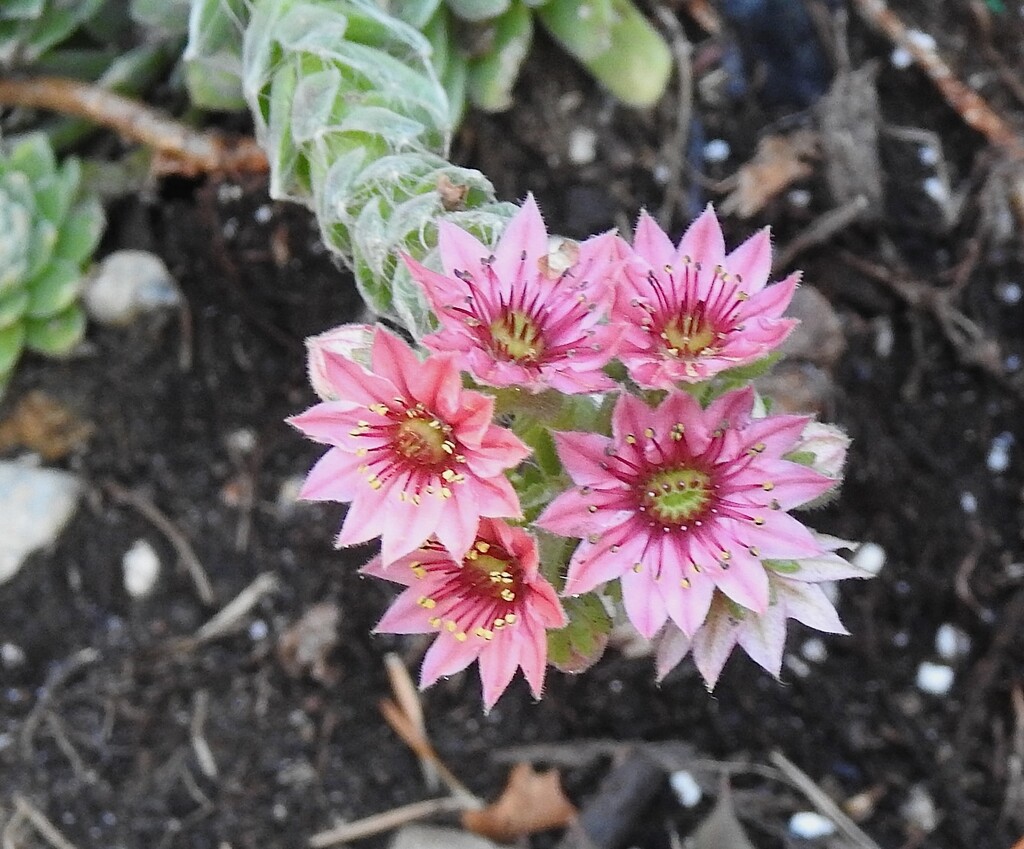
<box><xmin>3</xmin><ymin>3</ymin><xmax>1024</xmax><ymax>848</ymax></box>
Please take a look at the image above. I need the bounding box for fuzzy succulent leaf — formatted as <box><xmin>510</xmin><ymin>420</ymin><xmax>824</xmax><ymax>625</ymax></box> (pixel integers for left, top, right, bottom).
<box><xmin>240</xmin><ymin>0</ymin><xmax>514</xmax><ymax>336</ymax></box>
<box><xmin>183</xmin><ymin>0</ymin><xmax>250</xmax><ymax>110</ymax></box>
<box><xmin>446</xmin><ymin>0</ymin><xmax>512</xmax><ymax>21</ymax></box>
<box><xmin>24</xmin><ymin>303</ymin><xmax>86</xmax><ymax>355</ymax></box>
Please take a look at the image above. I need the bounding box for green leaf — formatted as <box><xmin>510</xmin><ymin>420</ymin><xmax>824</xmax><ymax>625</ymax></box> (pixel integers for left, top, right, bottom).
<box><xmin>9</xmin><ymin>134</ymin><xmax>57</xmax><ymax>183</ymax></box>
<box><xmin>0</xmin><ymin>321</ymin><xmax>26</xmax><ymax>377</ymax></box>
<box><xmin>25</xmin><ymin>258</ymin><xmax>81</xmax><ymax>318</ymax></box>
<box><xmin>538</xmin><ymin>0</ymin><xmax>671</xmax><ymax>107</ymax></box>
<box><xmin>446</xmin><ymin>0</ymin><xmax>511</xmax><ymax>21</ymax></box>
<box><xmin>51</xmin><ymin>196</ymin><xmax>105</xmax><ymax>267</ymax></box>
<box><xmin>32</xmin><ymin>157</ymin><xmax>80</xmax><ymax>227</ymax></box>
<box><xmin>547</xmin><ymin>593</ymin><xmax>612</xmax><ymax>673</ymax></box>
<box><xmin>466</xmin><ymin>2</ymin><xmax>533</xmax><ymax>113</ymax></box>
<box><xmin>715</xmin><ymin>352</ymin><xmax>782</xmax><ymax>385</ymax></box>
<box><xmin>24</xmin><ymin>218</ymin><xmax>57</xmax><ymax>283</ymax></box>
<box><xmin>0</xmin><ymin>289</ymin><xmax>29</xmax><ymax>329</ymax></box>
<box><xmin>24</xmin><ymin>303</ymin><xmax>85</xmax><ymax>355</ymax></box>
<box><xmin>764</xmin><ymin>559</ymin><xmax>800</xmax><ymax>574</ymax></box>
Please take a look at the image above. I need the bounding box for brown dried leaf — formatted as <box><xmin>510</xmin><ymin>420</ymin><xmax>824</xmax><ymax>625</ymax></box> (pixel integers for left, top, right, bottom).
<box><xmin>0</xmin><ymin>391</ymin><xmax>94</xmax><ymax>461</ymax></box>
<box><xmin>276</xmin><ymin>602</ymin><xmax>341</xmax><ymax>685</ymax></box>
<box><xmin>462</xmin><ymin>763</ymin><xmax>577</xmax><ymax>843</ymax></box>
<box><xmin>719</xmin><ymin>130</ymin><xmax>818</xmax><ymax>219</ymax></box>
<box><xmin>437</xmin><ymin>173</ymin><xmax>469</xmax><ymax>211</ymax></box>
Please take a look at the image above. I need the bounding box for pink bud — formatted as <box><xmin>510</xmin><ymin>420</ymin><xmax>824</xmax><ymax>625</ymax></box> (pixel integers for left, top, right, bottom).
<box><xmin>792</xmin><ymin>421</ymin><xmax>850</xmax><ymax>479</ymax></box>
<box><xmin>305</xmin><ymin>323</ymin><xmax>375</xmax><ymax>401</ymax></box>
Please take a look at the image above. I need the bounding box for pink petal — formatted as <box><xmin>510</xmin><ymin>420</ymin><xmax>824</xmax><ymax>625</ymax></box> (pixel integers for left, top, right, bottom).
<box><xmin>677</xmin><ymin>204</ymin><xmax>726</xmax><ymax>269</ymax></box>
<box><xmin>632</xmin><ymin>210</ymin><xmax>677</xmax><ymax>268</ymax></box>
<box><xmin>663</xmin><ymin>568</ymin><xmax>715</xmax><ymax>637</ymax></box>
<box><xmin>738</xmin><ymin>272</ymin><xmax>799</xmax><ymax>321</ymax></box>
<box><xmin>774</xmin><ymin>578</ymin><xmax>848</xmax><ymax>633</ymax></box>
<box><xmin>725</xmin><ymin>413</ymin><xmax>810</xmax><ymax>460</ymax></box>
<box><xmin>703</xmin><ymin>386</ymin><xmax>755</xmax><ymax>432</ymax></box>
<box><xmin>413</xmin><ymin>354</ymin><xmax>463</xmax><ymax>421</ymax></box>
<box><xmin>448</xmin><ymin>390</ymin><xmax>495</xmax><ymax>446</ymax></box>
<box><xmin>690</xmin><ymin>607</ymin><xmax>742</xmax><ymax>689</ymax></box>
<box><xmin>374</xmin><ymin>589</ymin><xmax>435</xmax><ymax>634</ymax></box>
<box><xmin>370</xmin><ymin>328</ymin><xmax>421</xmax><ymax>401</ymax></box>
<box><xmin>379</xmin><ymin>491</ymin><xmax>445</xmax><ymax>564</ymax></box>
<box><xmin>730</xmin><ymin>512</ymin><xmax>825</xmax><ymax>559</ymax></box>
<box><xmin>516</xmin><ymin>618</ymin><xmax>549</xmax><ymax>699</ymax></box>
<box><xmin>655</xmin><ymin>624</ymin><xmax>692</xmax><ymax>681</ymax></box>
<box><xmin>552</xmin><ymin>431</ymin><xmax>616</xmax><ymax>487</ymax></box>
<box><xmin>492</xmin><ymin>193</ymin><xmax>549</xmax><ymax>285</ymax></box>
<box><xmin>725</xmin><ymin>227</ymin><xmax>772</xmax><ymax>293</ymax></box>
<box><xmin>527</xmin><ymin>579</ymin><xmax>568</xmax><ymax>629</ymax></box>
<box><xmin>620</xmin><ymin>566</ymin><xmax>669</xmax><ymax>638</ymax></box>
<box><xmin>434</xmin><ymin>490</ymin><xmax>479</xmax><ymax>562</ymax></box>
<box><xmin>711</xmin><ymin>554</ymin><xmax>770</xmax><ymax>614</ymax></box>
<box><xmin>465</xmin><ymin>425</ymin><xmax>530</xmax><ymax>477</ymax></box>
<box><xmin>402</xmin><ymin>254</ymin><xmax>465</xmax><ymax>310</ymax></box>
<box><xmin>437</xmin><ymin>219</ymin><xmax>490</xmax><ymax>281</ymax></box>
<box><xmin>564</xmin><ymin>527</ymin><xmax>644</xmax><ymax>595</ymax></box>
<box><xmin>535</xmin><ymin>487</ymin><xmax>632</xmax><ymax>538</ymax></box>
<box><xmin>735</xmin><ymin>602</ymin><xmax>787</xmax><ymax>677</ymax></box>
<box><xmin>478</xmin><ymin>634</ymin><xmax>522</xmax><ymax>709</ymax></box>
<box><xmin>727</xmin><ymin>461</ymin><xmax>834</xmax><ymax>510</ymax></box>
<box><xmin>420</xmin><ymin>634</ymin><xmax>478</xmax><ymax>688</ymax></box>
<box><xmin>316</xmin><ymin>351</ymin><xmax>395</xmax><ymax>408</ymax></box>
<box><xmin>298</xmin><ymin>449</ymin><xmax>365</xmax><ymax>502</ymax></box>
<box><xmin>335</xmin><ymin>493</ymin><xmax>388</xmax><ymax>549</ymax></box>
<box><xmin>287</xmin><ymin>400</ymin><xmax>364</xmax><ymax>446</ymax></box>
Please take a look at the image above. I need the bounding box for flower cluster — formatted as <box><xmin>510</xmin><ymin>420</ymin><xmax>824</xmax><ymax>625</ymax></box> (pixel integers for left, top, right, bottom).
<box><xmin>291</xmin><ymin>196</ymin><xmax>867</xmax><ymax>708</ymax></box>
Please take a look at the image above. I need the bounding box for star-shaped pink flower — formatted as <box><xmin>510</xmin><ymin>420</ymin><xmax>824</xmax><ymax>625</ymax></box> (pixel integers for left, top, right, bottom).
<box><xmin>613</xmin><ymin>205</ymin><xmax>798</xmax><ymax>386</ymax></box>
<box><xmin>364</xmin><ymin>519</ymin><xmax>566</xmax><ymax>709</ymax></box>
<box><xmin>404</xmin><ymin>194</ymin><xmax>623</xmax><ymax>394</ymax></box>
<box><xmin>536</xmin><ymin>387</ymin><xmax>837</xmax><ymax>638</ymax></box>
<box><xmin>289</xmin><ymin>328</ymin><xmax>529</xmax><ymax>565</ymax></box>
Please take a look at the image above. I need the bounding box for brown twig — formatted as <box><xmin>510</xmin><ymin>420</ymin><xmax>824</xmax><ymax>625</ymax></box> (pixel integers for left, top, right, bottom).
<box><xmin>12</xmin><ymin>796</ymin><xmax>79</xmax><ymax>849</ymax></box>
<box><xmin>773</xmin><ymin>194</ymin><xmax>870</xmax><ymax>272</ymax></box>
<box><xmin>0</xmin><ymin>76</ymin><xmax>268</xmax><ymax>177</ymax></box>
<box><xmin>308</xmin><ymin>797</ymin><xmax>474</xmax><ymax>848</ymax></box>
<box><xmin>652</xmin><ymin>4</ymin><xmax>694</xmax><ymax>227</ymax></box>
<box><xmin>850</xmin><ymin>0</ymin><xmax>1024</xmax><ymax>158</ymax></box>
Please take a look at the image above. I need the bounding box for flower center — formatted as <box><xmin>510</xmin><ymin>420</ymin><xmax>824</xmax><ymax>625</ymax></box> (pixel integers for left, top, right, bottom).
<box><xmin>394</xmin><ymin>416</ymin><xmax>452</xmax><ymax>467</ymax></box>
<box><xmin>489</xmin><ymin>309</ymin><xmax>545</xmax><ymax>363</ymax></box>
<box><xmin>463</xmin><ymin>545</ymin><xmax>522</xmax><ymax>604</ymax></box>
<box><xmin>661</xmin><ymin>307</ymin><xmax>718</xmax><ymax>357</ymax></box>
<box><xmin>640</xmin><ymin>467</ymin><xmax>712</xmax><ymax>525</ymax></box>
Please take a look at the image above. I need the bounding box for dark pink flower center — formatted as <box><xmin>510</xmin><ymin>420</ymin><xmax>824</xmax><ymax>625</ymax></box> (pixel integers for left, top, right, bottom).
<box><xmin>394</xmin><ymin>416</ymin><xmax>452</xmax><ymax>466</ymax></box>
<box><xmin>489</xmin><ymin>309</ymin><xmax>545</xmax><ymax>363</ymax></box>
<box><xmin>414</xmin><ymin>539</ymin><xmax>524</xmax><ymax>642</ymax></box>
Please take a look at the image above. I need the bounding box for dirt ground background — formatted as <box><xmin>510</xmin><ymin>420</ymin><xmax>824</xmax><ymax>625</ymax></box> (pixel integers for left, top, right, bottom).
<box><xmin>2</xmin><ymin>2</ymin><xmax>1024</xmax><ymax>848</ymax></box>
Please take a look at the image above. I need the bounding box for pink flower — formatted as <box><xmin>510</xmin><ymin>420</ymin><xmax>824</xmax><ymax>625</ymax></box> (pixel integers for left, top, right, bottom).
<box><xmin>613</xmin><ymin>205</ymin><xmax>798</xmax><ymax>386</ymax></box>
<box><xmin>656</xmin><ymin>541</ymin><xmax>874</xmax><ymax>688</ymax></box>
<box><xmin>536</xmin><ymin>387</ymin><xmax>837</xmax><ymax>638</ymax></box>
<box><xmin>289</xmin><ymin>327</ymin><xmax>530</xmax><ymax>565</ymax></box>
<box><xmin>363</xmin><ymin>519</ymin><xmax>567</xmax><ymax>709</ymax></box>
<box><xmin>403</xmin><ymin>194</ymin><xmax>623</xmax><ymax>394</ymax></box>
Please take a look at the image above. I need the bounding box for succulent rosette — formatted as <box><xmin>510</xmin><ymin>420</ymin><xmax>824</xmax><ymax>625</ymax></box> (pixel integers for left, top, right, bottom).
<box><xmin>364</xmin><ymin>518</ymin><xmax>566</xmax><ymax>709</ymax></box>
<box><xmin>612</xmin><ymin>205</ymin><xmax>798</xmax><ymax>387</ymax></box>
<box><xmin>404</xmin><ymin>194</ymin><xmax>623</xmax><ymax>394</ymax></box>
<box><xmin>537</xmin><ymin>386</ymin><xmax>838</xmax><ymax>638</ymax></box>
<box><xmin>0</xmin><ymin>135</ymin><xmax>105</xmax><ymax>395</ymax></box>
<box><xmin>289</xmin><ymin>326</ymin><xmax>529</xmax><ymax>565</ymax></box>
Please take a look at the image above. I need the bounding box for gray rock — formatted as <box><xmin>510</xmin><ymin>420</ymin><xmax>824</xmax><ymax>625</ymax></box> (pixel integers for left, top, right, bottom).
<box><xmin>0</xmin><ymin>460</ymin><xmax>82</xmax><ymax>583</ymax></box>
<box><xmin>390</xmin><ymin>825</ymin><xmax>509</xmax><ymax>849</ymax></box>
<box><xmin>83</xmin><ymin>249</ymin><xmax>181</xmax><ymax>326</ymax></box>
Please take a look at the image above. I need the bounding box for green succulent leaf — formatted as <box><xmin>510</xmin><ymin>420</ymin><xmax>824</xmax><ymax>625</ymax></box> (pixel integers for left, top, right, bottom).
<box><xmin>466</xmin><ymin>1</ymin><xmax>533</xmax><ymax>113</ymax></box>
<box><xmin>184</xmin><ymin>0</ymin><xmax>250</xmax><ymax>110</ymax></box>
<box><xmin>446</xmin><ymin>0</ymin><xmax>511</xmax><ymax>21</ymax></box>
<box><xmin>24</xmin><ymin>303</ymin><xmax>85</xmax><ymax>356</ymax></box>
<box><xmin>0</xmin><ymin>321</ymin><xmax>26</xmax><ymax>379</ymax></box>
<box><xmin>0</xmin><ymin>289</ymin><xmax>30</xmax><ymax>330</ymax></box>
<box><xmin>9</xmin><ymin>134</ymin><xmax>57</xmax><ymax>183</ymax></box>
<box><xmin>25</xmin><ymin>258</ymin><xmax>82</xmax><ymax>318</ymax></box>
<box><xmin>33</xmin><ymin>158</ymin><xmax>80</xmax><ymax>227</ymax></box>
<box><xmin>547</xmin><ymin>593</ymin><xmax>612</xmax><ymax>674</ymax></box>
<box><xmin>52</xmin><ymin>197</ymin><xmax>105</xmax><ymax>266</ymax></box>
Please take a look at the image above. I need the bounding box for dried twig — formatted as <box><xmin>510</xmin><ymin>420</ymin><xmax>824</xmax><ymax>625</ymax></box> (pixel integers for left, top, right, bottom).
<box><xmin>21</xmin><ymin>647</ymin><xmax>100</xmax><ymax>758</ymax></box>
<box><xmin>12</xmin><ymin>796</ymin><xmax>79</xmax><ymax>849</ymax></box>
<box><xmin>104</xmin><ymin>481</ymin><xmax>215</xmax><ymax>605</ymax></box>
<box><xmin>774</xmin><ymin>195</ymin><xmax>870</xmax><ymax>272</ymax></box>
<box><xmin>379</xmin><ymin>698</ymin><xmax>482</xmax><ymax>807</ymax></box>
<box><xmin>851</xmin><ymin>0</ymin><xmax>1024</xmax><ymax>157</ymax></box>
<box><xmin>191</xmin><ymin>690</ymin><xmax>219</xmax><ymax>779</ymax></box>
<box><xmin>385</xmin><ymin>653</ymin><xmax>437</xmax><ymax>790</ymax></box>
<box><xmin>186</xmin><ymin>572</ymin><xmax>279</xmax><ymax>648</ymax></box>
<box><xmin>0</xmin><ymin>76</ymin><xmax>268</xmax><ymax>176</ymax></box>
<box><xmin>769</xmin><ymin>751</ymin><xmax>882</xmax><ymax>849</ymax></box>
<box><xmin>308</xmin><ymin>797</ymin><xmax>474</xmax><ymax>848</ymax></box>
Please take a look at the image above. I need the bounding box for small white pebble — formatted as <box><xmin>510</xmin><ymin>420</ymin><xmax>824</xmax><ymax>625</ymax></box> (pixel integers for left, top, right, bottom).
<box><xmin>254</xmin><ymin>204</ymin><xmax>273</xmax><ymax>224</ymax></box>
<box><xmin>789</xmin><ymin>811</ymin><xmax>836</xmax><ymax>839</ymax></box>
<box><xmin>922</xmin><ymin>177</ymin><xmax>947</xmax><ymax>203</ymax></box>
<box><xmin>890</xmin><ymin>47</ymin><xmax>913</xmax><ymax>68</ymax></box>
<box><xmin>918</xmin><ymin>145</ymin><xmax>939</xmax><ymax>166</ymax></box>
<box><xmin>907</xmin><ymin>30</ymin><xmax>938</xmax><ymax>51</ymax></box>
<box><xmin>852</xmin><ymin>542</ymin><xmax>886</xmax><ymax>575</ymax></box>
<box><xmin>996</xmin><ymin>281</ymin><xmax>1022</xmax><ymax>305</ymax></box>
<box><xmin>669</xmin><ymin>770</ymin><xmax>703</xmax><ymax>808</ymax></box>
<box><xmin>277</xmin><ymin>475</ymin><xmax>305</xmax><ymax>510</ymax></box>
<box><xmin>122</xmin><ymin>539</ymin><xmax>161</xmax><ymax>598</ymax></box>
<box><xmin>222</xmin><ymin>218</ymin><xmax>239</xmax><ymax>239</ymax></box>
<box><xmin>226</xmin><ymin>428</ymin><xmax>257</xmax><ymax>456</ymax></box>
<box><xmin>785</xmin><ymin>654</ymin><xmax>812</xmax><ymax>678</ymax></box>
<box><xmin>703</xmin><ymin>139</ymin><xmax>731</xmax><ymax>164</ymax></box>
<box><xmin>934</xmin><ymin>623</ymin><xmax>971</xmax><ymax>661</ymax></box>
<box><xmin>916</xmin><ymin>661</ymin><xmax>955</xmax><ymax>696</ymax></box>
<box><xmin>960</xmin><ymin>491</ymin><xmax>978</xmax><ymax>514</ymax></box>
<box><xmin>986</xmin><ymin>431</ymin><xmax>1013</xmax><ymax>474</ymax></box>
<box><xmin>567</xmin><ymin>127</ymin><xmax>598</xmax><ymax>165</ymax></box>
<box><xmin>901</xmin><ymin>784</ymin><xmax>938</xmax><ymax>833</ymax></box>
<box><xmin>801</xmin><ymin>638</ymin><xmax>828</xmax><ymax>663</ymax></box>
<box><xmin>1</xmin><ymin>643</ymin><xmax>26</xmax><ymax>668</ymax></box>
<box><xmin>1006</xmin><ymin>354</ymin><xmax>1021</xmax><ymax>371</ymax></box>
<box><xmin>787</xmin><ymin>188</ymin><xmax>812</xmax><ymax>208</ymax></box>
<box><xmin>893</xmin><ymin>630</ymin><xmax>910</xmax><ymax>648</ymax></box>
<box><xmin>872</xmin><ymin>316</ymin><xmax>894</xmax><ymax>359</ymax></box>
<box><xmin>217</xmin><ymin>183</ymin><xmax>243</xmax><ymax>203</ymax></box>
<box><xmin>249</xmin><ymin>619</ymin><xmax>269</xmax><ymax>641</ymax></box>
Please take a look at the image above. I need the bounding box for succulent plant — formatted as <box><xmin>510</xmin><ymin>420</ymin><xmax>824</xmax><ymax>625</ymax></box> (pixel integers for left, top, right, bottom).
<box><xmin>0</xmin><ymin>135</ymin><xmax>105</xmax><ymax>395</ymax></box>
<box><xmin>0</xmin><ymin>0</ymin><xmax>105</xmax><ymax>68</ymax></box>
